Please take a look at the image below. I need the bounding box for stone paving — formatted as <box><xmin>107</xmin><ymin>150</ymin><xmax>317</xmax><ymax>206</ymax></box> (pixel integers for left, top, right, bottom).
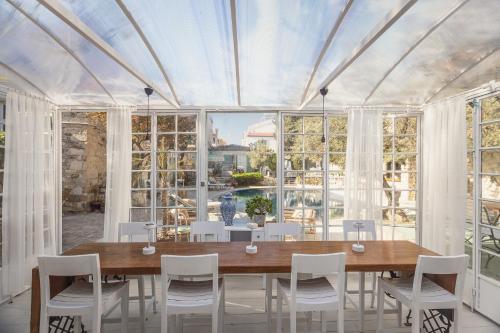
<box><xmin>62</xmin><ymin>212</ymin><xmax>104</xmax><ymax>251</ymax></box>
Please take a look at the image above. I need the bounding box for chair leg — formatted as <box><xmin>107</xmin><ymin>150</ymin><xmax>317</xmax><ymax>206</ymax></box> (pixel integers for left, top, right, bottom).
<box><xmin>212</xmin><ymin>306</ymin><xmax>218</xmax><ymax>333</ymax></box>
<box><xmin>161</xmin><ymin>303</ymin><xmax>168</xmax><ymax>333</ymax></box>
<box><xmin>151</xmin><ymin>275</ymin><xmax>158</xmax><ymax>314</ymax></box>
<box><xmin>74</xmin><ymin>316</ymin><xmax>82</xmax><ymax>333</ymax></box>
<box><xmin>320</xmin><ymin>311</ymin><xmax>326</xmax><ymax>333</ymax></box>
<box><xmin>359</xmin><ymin>272</ymin><xmax>366</xmax><ymax>332</ymax></box>
<box><xmin>370</xmin><ymin>272</ymin><xmax>377</xmax><ymax>308</ymax></box>
<box><xmin>121</xmin><ymin>285</ymin><xmax>129</xmax><ymax>333</ymax></box>
<box><xmin>453</xmin><ymin>306</ymin><xmax>462</xmax><ymax>333</ymax></box>
<box><xmin>40</xmin><ymin>313</ymin><xmax>49</xmax><ymax>333</ymax></box>
<box><xmin>396</xmin><ymin>300</ymin><xmax>402</xmax><ymax>327</ymax></box>
<box><xmin>219</xmin><ymin>284</ymin><xmax>225</xmax><ymax>333</ymax></box>
<box><xmin>344</xmin><ymin>273</ymin><xmax>348</xmax><ymax>308</ymax></box>
<box><xmin>138</xmin><ymin>276</ymin><xmax>146</xmax><ymax>333</ymax></box>
<box><xmin>290</xmin><ymin>306</ymin><xmax>296</xmax><ymax>333</ymax></box>
<box><xmin>277</xmin><ymin>289</ymin><xmax>282</xmax><ymax>333</ymax></box>
<box><xmin>411</xmin><ymin>308</ymin><xmax>420</xmax><ymax>333</ymax></box>
<box><xmin>338</xmin><ymin>304</ymin><xmax>344</xmax><ymax>333</ymax></box>
<box><xmin>376</xmin><ymin>281</ymin><xmax>384</xmax><ymax>333</ymax></box>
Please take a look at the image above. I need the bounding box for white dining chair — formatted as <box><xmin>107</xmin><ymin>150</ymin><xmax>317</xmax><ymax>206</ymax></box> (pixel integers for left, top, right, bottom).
<box><xmin>161</xmin><ymin>253</ymin><xmax>225</xmax><ymax>333</ymax></box>
<box><xmin>38</xmin><ymin>254</ymin><xmax>129</xmax><ymax>333</ymax></box>
<box><xmin>377</xmin><ymin>254</ymin><xmax>469</xmax><ymax>333</ymax></box>
<box><xmin>118</xmin><ymin>222</ymin><xmax>158</xmax><ymax>333</ymax></box>
<box><xmin>263</xmin><ymin>222</ymin><xmax>302</xmax><ymax>327</ymax></box>
<box><xmin>342</xmin><ymin>219</ymin><xmax>377</xmax><ymax>308</ymax></box>
<box><xmin>276</xmin><ymin>252</ymin><xmax>345</xmax><ymax>333</ymax></box>
<box><xmin>190</xmin><ymin>221</ymin><xmax>227</xmax><ymax>242</ymax></box>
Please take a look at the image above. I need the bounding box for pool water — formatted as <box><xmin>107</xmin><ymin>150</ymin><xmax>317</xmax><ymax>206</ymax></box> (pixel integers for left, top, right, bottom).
<box><xmin>220</xmin><ymin>187</ymin><xmax>277</xmax><ymax>218</ymax></box>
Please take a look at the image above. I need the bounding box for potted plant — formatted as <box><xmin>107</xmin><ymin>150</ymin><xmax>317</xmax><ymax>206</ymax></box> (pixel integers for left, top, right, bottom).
<box><xmin>245</xmin><ymin>196</ymin><xmax>272</xmax><ymax>227</ymax></box>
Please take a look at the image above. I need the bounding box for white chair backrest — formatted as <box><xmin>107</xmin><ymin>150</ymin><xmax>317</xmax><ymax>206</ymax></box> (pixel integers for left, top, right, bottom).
<box><xmin>190</xmin><ymin>221</ymin><xmax>226</xmax><ymax>242</ymax></box>
<box><xmin>264</xmin><ymin>223</ymin><xmax>301</xmax><ymax>241</ymax></box>
<box><xmin>161</xmin><ymin>254</ymin><xmax>219</xmax><ymax>307</ymax></box>
<box><xmin>38</xmin><ymin>254</ymin><xmax>101</xmax><ymax>312</ymax></box>
<box><xmin>290</xmin><ymin>253</ymin><xmax>345</xmax><ymax>306</ymax></box>
<box><xmin>118</xmin><ymin>222</ymin><xmax>151</xmax><ymax>242</ymax></box>
<box><xmin>412</xmin><ymin>255</ymin><xmax>469</xmax><ymax>302</ymax></box>
<box><xmin>342</xmin><ymin>220</ymin><xmax>377</xmax><ymax>241</ymax></box>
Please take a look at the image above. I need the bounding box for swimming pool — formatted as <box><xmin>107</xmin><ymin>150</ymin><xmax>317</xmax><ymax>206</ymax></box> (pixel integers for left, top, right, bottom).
<box><xmin>219</xmin><ymin>187</ymin><xmax>277</xmax><ymax>218</ymax></box>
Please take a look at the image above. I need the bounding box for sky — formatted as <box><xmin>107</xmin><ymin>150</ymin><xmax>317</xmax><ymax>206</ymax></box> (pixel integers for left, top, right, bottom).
<box><xmin>209</xmin><ymin>113</ymin><xmax>272</xmax><ymax>145</ymax></box>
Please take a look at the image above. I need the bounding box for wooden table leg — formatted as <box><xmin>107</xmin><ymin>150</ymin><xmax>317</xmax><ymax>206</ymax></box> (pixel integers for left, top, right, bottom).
<box><xmin>30</xmin><ymin>267</ymin><xmax>73</xmax><ymax>333</ymax></box>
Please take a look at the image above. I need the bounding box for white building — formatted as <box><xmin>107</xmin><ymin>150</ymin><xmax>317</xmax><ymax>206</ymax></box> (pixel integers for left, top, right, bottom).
<box><xmin>241</xmin><ymin>116</ymin><xmax>277</xmax><ymax>151</ymax></box>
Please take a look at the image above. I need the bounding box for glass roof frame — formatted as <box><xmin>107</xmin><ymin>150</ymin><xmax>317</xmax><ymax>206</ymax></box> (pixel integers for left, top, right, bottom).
<box><xmin>0</xmin><ymin>0</ymin><xmax>498</xmax><ymax>108</ymax></box>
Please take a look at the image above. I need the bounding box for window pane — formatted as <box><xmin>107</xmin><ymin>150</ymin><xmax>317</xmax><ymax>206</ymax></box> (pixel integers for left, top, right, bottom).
<box><xmin>329</xmin><ymin>136</ymin><xmax>347</xmax><ymax>152</ymax></box>
<box><xmin>157</xmin><ymin>134</ymin><xmax>175</xmax><ymax>151</ymax></box>
<box><xmin>178</xmin><ymin>134</ymin><xmax>197</xmax><ymax>151</ymax></box>
<box><xmin>284</xmin><ymin>135</ymin><xmax>303</xmax><ymax>152</ymax></box>
<box><xmin>132</xmin><ymin>153</ymin><xmax>151</xmax><ymax>170</ymax></box>
<box><xmin>480</xmin><ymin>250</ymin><xmax>500</xmax><ymax>281</ymax></box>
<box><xmin>157</xmin><ymin>115</ymin><xmax>175</xmax><ymax>132</ymax></box>
<box><xmin>132</xmin><ymin>134</ymin><xmax>151</xmax><ymax>151</ymax></box>
<box><xmin>481</xmin><ymin>202</ymin><xmax>500</xmax><ymax>226</ymax></box>
<box><xmin>481</xmin><ymin>150</ymin><xmax>500</xmax><ymax>173</ymax></box>
<box><xmin>395</xmin><ymin>117</ymin><xmax>417</xmax><ymax>135</ymax></box>
<box><xmin>156</xmin><ymin>190</ymin><xmax>176</xmax><ymax>207</ymax></box>
<box><xmin>481</xmin><ymin>175</ymin><xmax>500</xmax><ymax>201</ymax></box>
<box><xmin>132</xmin><ymin>115</ymin><xmax>150</xmax><ymax>133</ymax></box>
<box><xmin>130</xmin><ymin>208</ymin><xmax>150</xmax><ymax>222</ymax></box>
<box><xmin>156</xmin><ymin>171</ymin><xmax>175</xmax><ymax>189</ymax></box>
<box><xmin>132</xmin><ymin>171</ymin><xmax>151</xmax><ymax>188</ymax></box>
<box><xmin>395</xmin><ymin>136</ymin><xmax>417</xmax><ymax>153</ymax></box>
<box><xmin>383</xmin><ymin>118</ymin><xmax>393</xmax><ymax>135</ymax></box>
<box><xmin>304</xmin><ymin>117</ymin><xmax>323</xmax><ymax>134</ymax></box>
<box><xmin>304</xmin><ymin>135</ymin><xmax>323</xmax><ymax>152</ymax></box>
<box><xmin>177</xmin><ymin>153</ymin><xmax>196</xmax><ymax>170</ymax></box>
<box><xmin>481</xmin><ymin>95</ymin><xmax>500</xmax><ymax>122</ymax></box>
<box><xmin>481</xmin><ymin>122</ymin><xmax>500</xmax><ymax>147</ymax></box>
<box><xmin>304</xmin><ymin>154</ymin><xmax>323</xmax><ymax>171</ymax></box>
<box><xmin>178</xmin><ymin>115</ymin><xmax>197</xmax><ymax>132</ymax></box>
<box><xmin>157</xmin><ymin>153</ymin><xmax>176</xmax><ymax>170</ymax></box>
<box><xmin>329</xmin><ymin>154</ymin><xmax>346</xmax><ymax>171</ymax></box>
<box><xmin>131</xmin><ymin>190</ymin><xmax>150</xmax><ymax>208</ymax></box>
<box><xmin>284</xmin><ymin>116</ymin><xmax>302</xmax><ymax>133</ymax></box>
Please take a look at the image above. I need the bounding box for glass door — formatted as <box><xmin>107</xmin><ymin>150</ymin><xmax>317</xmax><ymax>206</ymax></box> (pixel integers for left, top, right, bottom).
<box><xmin>475</xmin><ymin>94</ymin><xmax>500</xmax><ymax>322</ymax></box>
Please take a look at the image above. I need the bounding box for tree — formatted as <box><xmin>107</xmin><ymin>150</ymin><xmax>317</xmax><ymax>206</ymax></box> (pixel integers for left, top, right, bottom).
<box><xmin>248</xmin><ymin>140</ymin><xmax>276</xmax><ymax>173</ymax></box>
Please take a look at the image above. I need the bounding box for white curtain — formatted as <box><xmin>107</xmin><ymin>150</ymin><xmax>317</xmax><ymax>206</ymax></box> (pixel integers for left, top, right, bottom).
<box><xmin>344</xmin><ymin>108</ymin><xmax>384</xmax><ymax>230</ymax></box>
<box><xmin>422</xmin><ymin>96</ymin><xmax>466</xmax><ymax>255</ymax></box>
<box><xmin>2</xmin><ymin>91</ymin><xmax>56</xmax><ymax>297</ymax></box>
<box><xmin>103</xmin><ymin>106</ymin><xmax>133</xmax><ymax>242</ymax></box>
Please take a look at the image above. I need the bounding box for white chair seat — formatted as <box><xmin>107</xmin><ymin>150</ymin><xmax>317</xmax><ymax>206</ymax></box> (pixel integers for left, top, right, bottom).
<box><xmin>379</xmin><ymin>277</ymin><xmax>457</xmax><ymax>308</ymax></box>
<box><xmin>49</xmin><ymin>280</ymin><xmax>128</xmax><ymax>314</ymax></box>
<box><xmin>277</xmin><ymin>277</ymin><xmax>339</xmax><ymax>311</ymax></box>
<box><xmin>167</xmin><ymin>278</ymin><xmax>223</xmax><ymax>313</ymax></box>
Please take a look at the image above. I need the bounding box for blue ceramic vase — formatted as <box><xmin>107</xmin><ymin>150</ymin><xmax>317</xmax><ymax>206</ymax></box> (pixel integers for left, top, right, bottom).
<box><xmin>220</xmin><ymin>193</ymin><xmax>236</xmax><ymax>226</ymax></box>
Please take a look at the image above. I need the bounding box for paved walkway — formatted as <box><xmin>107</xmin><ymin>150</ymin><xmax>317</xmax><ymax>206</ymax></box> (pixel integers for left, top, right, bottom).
<box><xmin>62</xmin><ymin>212</ymin><xmax>104</xmax><ymax>251</ymax></box>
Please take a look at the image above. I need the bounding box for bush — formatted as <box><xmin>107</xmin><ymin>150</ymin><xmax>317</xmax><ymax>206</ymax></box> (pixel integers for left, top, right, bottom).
<box><xmin>245</xmin><ymin>196</ymin><xmax>273</xmax><ymax>218</ymax></box>
<box><xmin>232</xmin><ymin>172</ymin><xmax>263</xmax><ymax>186</ymax></box>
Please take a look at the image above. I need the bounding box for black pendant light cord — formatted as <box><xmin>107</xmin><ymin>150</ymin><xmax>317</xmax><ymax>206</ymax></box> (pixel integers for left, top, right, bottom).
<box><xmin>320</xmin><ymin>87</ymin><xmax>328</xmax><ymax>143</ymax></box>
<box><xmin>144</xmin><ymin>86</ymin><xmax>153</xmax><ymax>141</ymax></box>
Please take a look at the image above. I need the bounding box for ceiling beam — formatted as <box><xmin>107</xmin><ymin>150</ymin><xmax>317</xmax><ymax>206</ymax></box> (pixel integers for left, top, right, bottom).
<box><xmin>37</xmin><ymin>0</ymin><xmax>179</xmax><ymax>108</ymax></box>
<box><xmin>230</xmin><ymin>0</ymin><xmax>241</xmax><ymax>106</ymax></box>
<box><xmin>363</xmin><ymin>0</ymin><xmax>470</xmax><ymax>104</ymax></box>
<box><xmin>6</xmin><ymin>0</ymin><xmax>116</xmax><ymax>104</ymax></box>
<box><xmin>300</xmin><ymin>0</ymin><xmax>418</xmax><ymax>109</ymax></box>
<box><xmin>299</xmin><ymin>0</ymin><xmax>354</xmax><ymax>106</ymax></box>
<box><xmin>424</xmin><ymin>47</ymin><xmax>500</xmax><ymax>104</ymax></box>
<box><xmin>114</xmin><ymin>0</ymin><xmax>180</xmax><ymax>106</ymax></box>
<box><xmin>0</xmin><ymin>61</ymin><xmax>49</xmax><ymax>98</ymax></box>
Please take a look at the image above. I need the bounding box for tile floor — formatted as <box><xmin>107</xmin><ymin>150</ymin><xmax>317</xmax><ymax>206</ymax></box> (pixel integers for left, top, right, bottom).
<box><xmin>0</xmin><ymin>275</ymin><xmax>498</xmax><ymax>333</ymax></box>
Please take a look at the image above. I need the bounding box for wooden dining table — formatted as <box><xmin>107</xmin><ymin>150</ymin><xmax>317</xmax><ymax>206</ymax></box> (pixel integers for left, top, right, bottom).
<box><xmin>30</xmin><ymin>240</ymin><xmax>454</xmax><ymax>333</ymax></box>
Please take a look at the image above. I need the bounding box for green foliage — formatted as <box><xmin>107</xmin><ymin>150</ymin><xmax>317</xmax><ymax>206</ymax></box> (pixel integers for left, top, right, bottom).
<box><xmin>232</xmin><ymin>172</ymin><xmax>263</xmax><ymax>186</ymax></box>
<box><xmin>245</xmin><ymin>195</ymin><xmax>273</xmax><ymax>218</ymax></box>
<box><xmin>248</xmin><ymin>140</ymin><xmax>276</xmax><ymax>172</ymax></box>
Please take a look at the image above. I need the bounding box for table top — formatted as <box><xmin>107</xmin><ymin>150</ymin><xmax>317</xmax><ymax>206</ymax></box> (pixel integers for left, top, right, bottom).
<box><xmin>63</xmin><ymin>240</ymin><xmax>437</xmax><ymax>275</ymax></box>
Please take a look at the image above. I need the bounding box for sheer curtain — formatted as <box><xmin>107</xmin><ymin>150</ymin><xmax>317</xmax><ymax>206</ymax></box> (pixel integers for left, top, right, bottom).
<box><xmin>344</xmin><ymin>108</ymin><xmax>384</xmax><ymax>233</ymax></box>
<box><xmin>103</xmin><ymin>106</ymin><xmax>133</xmax><ymax>242</ymax></box>
<box><xmin>422</xmin><ymin>96</ymin><xmax>466</xmax><ymax>255</ymax></box>
<box><xmin>2</xmin><ymin>91</ymin><xmax>56</xmax><ymax>298</ymax></box>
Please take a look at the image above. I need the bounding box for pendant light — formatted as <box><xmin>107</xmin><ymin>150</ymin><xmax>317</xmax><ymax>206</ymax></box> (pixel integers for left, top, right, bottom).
<box><xmin>320</xmin><ymin>87</ymin><xmax>328</xmax><ymax>143</ymax></box>
<box><xmin>144</xmin><ymin>86</ymin><xmax>153</xmax><ymax>141</ymax></box>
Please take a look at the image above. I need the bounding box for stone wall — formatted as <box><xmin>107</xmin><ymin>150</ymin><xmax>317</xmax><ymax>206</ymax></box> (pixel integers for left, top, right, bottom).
<box><xmin>62</xmin><ymin>112</ymin><xmax>106</xmax><ymax>214</ymax></box>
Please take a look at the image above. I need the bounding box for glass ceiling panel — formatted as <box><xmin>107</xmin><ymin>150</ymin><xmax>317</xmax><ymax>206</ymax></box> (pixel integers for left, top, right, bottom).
<box><xmin>369</xmin><ymin>0</ymin><xmax>500</xmax><ymax>105</ymax></box>
<box><xmin>237</xmin><ymin>0</ymin><xmax>346</xmax><ymax>106</ymax></box>
<box><xmin>309</xmin><ymin>0</ymin><xmax>407</xmax><ymax>97</ymax></box>
<box><xmin>13</xmin><ymin>0</ymin><xmax>151</xmax><ymax>105</ymax></box>
<box><xmin>432</xmin><ymin>49</ymin><xmax>500</xmax><ymax>101</ymax></box>
<box><xmin>122</xmin><ymin>0</ymin><xmax>236</xmax><ymax>106</ymax></box>
<box><xmin>0</xmin><ymin>1</ymin><xmax>110</xmax><ymax>105</ymax></box>
<box><xmin>57</xmin><ymin>0</ymin><xmax>174</xmax><ymax>103</ymax></box>
<box><xmin>313</xmin><ymin>0</ymin><xmax>467</xmax><ymax>106</ymax></box>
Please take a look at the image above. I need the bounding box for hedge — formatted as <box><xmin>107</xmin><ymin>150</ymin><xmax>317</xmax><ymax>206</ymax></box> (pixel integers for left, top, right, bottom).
<box><xmin>232</xmin><ymin>172</ymin><xmax>263</xmax><ymax>186</ymax></box>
